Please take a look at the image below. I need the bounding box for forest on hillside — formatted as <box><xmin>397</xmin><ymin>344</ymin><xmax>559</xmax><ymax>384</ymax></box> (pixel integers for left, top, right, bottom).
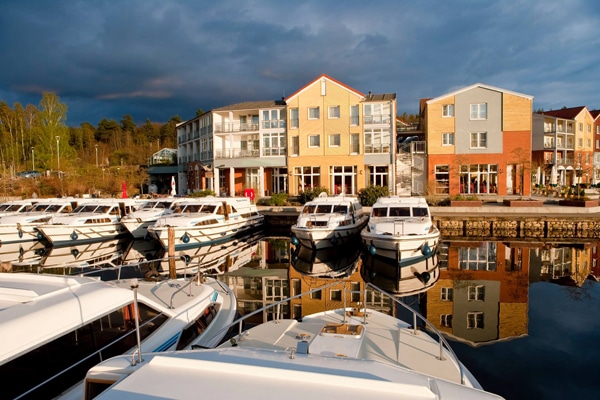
<box><xmin>0</xmin><ymin>92</ymin><xmax>180</xmax><ymax>198</ymax></box>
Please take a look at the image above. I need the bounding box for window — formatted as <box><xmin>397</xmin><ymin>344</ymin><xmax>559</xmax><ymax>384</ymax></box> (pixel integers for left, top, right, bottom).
<box><xmin>578</xmin><ymin>138</ymin><xmax>583</xmax><ymax>148</ymax></box>
<box><xmin>262</xmin><ymin>109</ymin><xmax>282</xmax><ymax>129</ymax></box>
<box><xmin>328</xmin><ymin>134</ymin><xmax>340</xmax><ymax>147</ymax></box>
<box><xmin>364</xmin><ymin>128</ymin><xmax>391</xmax><ymax>153</ymax></box>
<box><xmin>294</xmin><ymin>166</ymin><xmax>321</xmax><ymax>192</ymax></box>
<box><xmin>468</xmin><ymin>285</ymin><xmax>486</xmax><ymax>301</ymax></box>
<box><xmin>262</xmin><ymin>132</ymin><xmax>286</xmax><ymax>156</ymax></box>
<box><xmin>291</xmin><ymin>136</ymin><xmax>299</xmax><ymax>156</ymax></box>
<box><xmin>587</xmin><ymin>124</ymin><xmax>591</xmax><ymax>133</ymax></box>
<box><xmin>597</xmin><ymin>126</ymin><xmax>600</xmax><ymax>134</ymax></box>
<box><xmin>308</xmin><ymin>107</ymin><xmax>320</xmax><ymax>120</ymax></box>
<box><xmin>470</xmin><ymin>132</ymin><xmax>487</xmax><ymax>148</ymax></box>
<box><xmin>467</xmin><ymin>312</ymin><xmax>484</xmax><ymax>329</ymax></box>
<box><xmin>434</xmin><ymin>164</ymin><xmax>449</xmax><ymax>195</ymax></box>
<box><xmin>291</xmin><ymin>279</ymin><xmax>301</xmax><ymax>296</ymax></box>
<box><xmin>441</xmin><ymin>287</ymin><xmax>453</xmax><ymax>301</ymax></box>
<box><xmin>350</xmin><ymin>133</ymin><xmax>359</xmax><ymax>154</ymax></box>
<box><xmin>290</xmin><ymin>108</ymin><xmax>299</xmax><ymax>129</ymax></box>
<box><xmin>310</xmin><ymin>289</ymin><xmax>322</xmax><ymax>300</ymax></box>
<box><xmin>364</xmin><ymin>103</ymin><xmax>391</xmax><ymax>124</ymax></box>
<box><xmin>587</xmin><ymin>139</ymin><xmax>592</xmax><ymax>148</ymax></box>
<box><xmin>328</xmin><ymin>106</ymin><xmax>340</xmax><ymax>119</ymax></box>
<box><xmin>442</xmin><ymin>133</ymin><xmax>454</xmax><ymax>145</ymax></box>
<box><xmin>470</xmin><ymin>103</ymin><xmax>487</xmax><ymax>120</ymax></box>
<box><xmin>330</xmin><ymin>289</ymin><xmax>342</xmax><ymax>301</ymax></box>
<box><xmin>368</xmin><ymin>165</ymin><xmax>388</xmax><ymax>187</ymax></box>
<box><xmin>442</xmin><ymin>104</ymin><xmax>454</xmax><ymax>117</ymax></box>
<box><xmin>441</xmin><ymin>314</ymin><xmax>453</xmax><ymax>327</ymax></box>
<box><xmin>579</xmin><ymin>123</ymin><xmax>583</xmax><ymax>131</ymax></box>
<box><xmin>459</xmin><ymin>242</ymin><xmax>497</xmax><ymax>270</ymax></box>
<box><xmin>351</xmin><ymin>282</ymin><xmax>361</xmax><ymax>302</ymax></box>
<box><xmin>309</xmin><ymin>135</ymin><xmax>320</xmax><ymax>147</ymax></box>
<box><xmin>350</xmin><ymin>105</ymin><xmax>359</xmax><ymax>125</ymax></box>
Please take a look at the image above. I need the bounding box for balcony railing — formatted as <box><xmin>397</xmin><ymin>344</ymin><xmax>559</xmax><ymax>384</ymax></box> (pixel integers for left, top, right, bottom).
<box><xmin>364</xmin><ymin>115</ymin><xmax>391</xmax><ymax>125</ymax></box>
<box><xmin>364</xmin><ymin>144</ymin><xmax>391</xmax><ymax>154</ymax></box>
<box><xmin>215</xmin><ymin>148</ymin><xmax>285</xmax><ymax>158</ymax></box>
<box><xmin>214</xmin><ymin>122</ymin><xmax>259</xmax><ymax>133</ymax></box>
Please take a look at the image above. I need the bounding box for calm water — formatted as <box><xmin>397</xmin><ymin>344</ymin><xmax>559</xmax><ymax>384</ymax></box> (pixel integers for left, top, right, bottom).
<box><xmin>3</xmin><ymin>232</ymin><xmax>600</xmax><ymax>400</ymax></box>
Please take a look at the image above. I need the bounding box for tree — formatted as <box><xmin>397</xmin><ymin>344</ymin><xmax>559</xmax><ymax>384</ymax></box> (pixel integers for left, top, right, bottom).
<box><xmin>159</xmin><ymin>115</ymin><xmax>181</xmax><ymax>148</ymax></box>
<box><xmin>38</xmin><ymin>92</ymin><xmax>69</xmax><ymax>170</ymax></box>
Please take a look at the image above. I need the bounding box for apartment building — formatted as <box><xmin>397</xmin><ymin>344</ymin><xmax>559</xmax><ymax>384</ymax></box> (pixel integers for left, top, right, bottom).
<box><xmin>423</xmin><ymin>83</ymin><xmax>533</xmax><ymax>197</ymax></box>
<box><xmin>591</xmin><ymin>109</ymin><xmax>600</xmax><ymax>184</ymax></box>
<box><xmin>177</xmin><ymin>100</ymin><xmax>287</xmax><ymax>196</ymax></box>
<box><xmin>286</xmin><ymin>74</ymin><xmax>396</xmax><ymax>195</ymax></box>
<box><xmin>532</xmin><ymin>106</ymin><xmax>594</xmax><ymax>188</ymax></box>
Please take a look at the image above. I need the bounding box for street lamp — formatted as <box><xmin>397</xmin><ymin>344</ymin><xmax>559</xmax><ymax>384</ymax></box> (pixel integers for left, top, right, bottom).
<box><xmin>31</xmin><ymin>147</ymin><xmax>35</xmax><ymax>171</ymax></box>
<box><xmin>56</xmin><ymin>136</ymin><xmax>60</xmax><ymax>171</ymax></box>
<box><xmin>95</xmin><ymin>144</ymin><xmax>99</xmax><ymax>167</ymax></box>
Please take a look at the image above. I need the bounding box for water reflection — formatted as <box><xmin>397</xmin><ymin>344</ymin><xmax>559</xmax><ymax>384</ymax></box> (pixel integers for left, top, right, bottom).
<box><xmin>290</xmin><ymin>241</ymin><xmax>360</xmax><ymax>278</ymax></box>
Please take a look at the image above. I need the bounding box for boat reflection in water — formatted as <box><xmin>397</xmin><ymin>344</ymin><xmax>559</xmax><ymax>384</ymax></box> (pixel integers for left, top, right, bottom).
<box><xmin>290</xmin><ymin>240</ymin><xmax>361</xmax><ymax>278</ymax></box>
<box><xmin>360</xmin><ymin>249</ymin><xmax>440</xmax><ymax>297</ymax></box>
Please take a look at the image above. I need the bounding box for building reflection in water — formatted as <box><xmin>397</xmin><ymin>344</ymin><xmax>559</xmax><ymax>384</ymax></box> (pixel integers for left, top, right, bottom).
<box><xmin>2</xmin><ymin>232</ymin><xmax>598</xmax><ymax>347</ymax></box>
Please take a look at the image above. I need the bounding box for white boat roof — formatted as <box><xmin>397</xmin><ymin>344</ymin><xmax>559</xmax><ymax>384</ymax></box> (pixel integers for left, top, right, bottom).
<box><xmin>0</xmin><ymin>273</ymin><xmax>220</xmax><ymax>365</ymax></box>
<box><xmin>373</xmin><ymin>196</ymin><xmax>429</xmax><ymax>206</ymax></box>
<box><xmin>304</xmin><ymin>192</ymin><xmax>360</xmax><ymax>204</ymax></box>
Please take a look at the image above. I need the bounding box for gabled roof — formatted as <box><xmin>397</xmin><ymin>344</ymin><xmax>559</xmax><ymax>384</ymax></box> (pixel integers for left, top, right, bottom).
<box><xmin>539</xmin><ymin>106</ymin><xmax>586</xmax><ymax>119</ymax></box>
<box><xmin>426</xmin><ymin>83</ymin><xmax>533</xmax><ymax>104</ymax></box>
<box><xmin>588</xmin><ymin>109</ymin><xmax>600</xmax><ymax>120</ymax></box>
<box><xmin>285</xmin><ymin>74</ymin><xmax>365</xmax><ymax>102</ymax></box>
<box><xmin>213</xmin><ymin>99</ymin><xmax>286</xmax><ymax>112</ymax></box>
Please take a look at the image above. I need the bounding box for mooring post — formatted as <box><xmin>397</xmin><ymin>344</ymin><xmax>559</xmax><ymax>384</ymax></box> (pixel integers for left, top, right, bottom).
<box><xmin>168</xmin><ymin>226</ymin><xmax>176</xmax><ymax>279</ymax></box>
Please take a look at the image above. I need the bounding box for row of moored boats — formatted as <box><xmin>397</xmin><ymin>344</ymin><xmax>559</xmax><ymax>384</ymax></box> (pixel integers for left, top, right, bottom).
<box><xmin>0</xmin><ymin>194</ymin><xmax>504</xmax><ymax>400</ymax></box>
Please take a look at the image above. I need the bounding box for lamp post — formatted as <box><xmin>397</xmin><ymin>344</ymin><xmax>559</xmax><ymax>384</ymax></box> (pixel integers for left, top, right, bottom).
<box><xmin>56</xmin><ymin>136</ymin><xmax>60</xmax><ymax>171</ymax></box>
<box><xmin>31</xmin><ymin>147</ymin><xmax>35</xmax><ymax>171</ymax></box>
<box><xmin>95</xmin><ymin>144</ymin><xmax>99</xmax><ymax>167</ymax></box>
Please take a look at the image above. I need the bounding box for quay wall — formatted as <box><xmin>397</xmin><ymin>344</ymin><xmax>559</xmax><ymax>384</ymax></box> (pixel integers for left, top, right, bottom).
<box><xmin>260</xmin><ymin>204</ymin><xmax>600</xmax><ymax>240</ymax></box>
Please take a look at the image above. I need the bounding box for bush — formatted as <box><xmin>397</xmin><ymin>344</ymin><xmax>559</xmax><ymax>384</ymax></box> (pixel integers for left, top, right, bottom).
<box><xmin>266</xmin><ymin>193</ymin><xmax>288</xmax><ymax>206</ymax></box>
<box><xmin>298</xmin><ymin>187</ymin><xmax>329</xmax><ymax>204</ymax></box>
<box><xmin>358</xmin><ymin>185</ymin><xmax>389</xmax><ymax>206</ymax></box>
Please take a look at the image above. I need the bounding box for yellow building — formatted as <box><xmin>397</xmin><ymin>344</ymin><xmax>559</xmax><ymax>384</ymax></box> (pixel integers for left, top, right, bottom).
<box><xmin>286</xmin><ymin>74</ymin><xmax>396</xmax><ymax>195</ymax></box>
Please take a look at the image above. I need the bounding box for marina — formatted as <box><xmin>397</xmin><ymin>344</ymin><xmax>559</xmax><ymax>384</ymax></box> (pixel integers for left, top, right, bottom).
<box><xmin>1</xmin><ymin>200</ymin><xmax>599</xmax><ymax>399</ymax></box>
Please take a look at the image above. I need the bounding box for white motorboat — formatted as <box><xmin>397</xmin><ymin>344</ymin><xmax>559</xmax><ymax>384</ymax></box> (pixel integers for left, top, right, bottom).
<box><xmin>81</xmin><ymin>281</ymin><xmax>503</xmax><ymax>400</ymax></box>
<box><xmin>0</xmin><ymin>199</ymin><xmax>35</xmax><ymax>218</ymax></box>
<box><xmin>35</xmin><ymin>199</ymin><xmax>139</xmax><ymax>246</ymax></box>
<box><xmin>0</xmin><ymin>271</ymin><xmax>237</xmax><ymax>400</ymax></box>
<box><xmin>291</xmin><ymin>192</ymin><xmax>368</xmax><ymax>249</ymax></box>
<box><xmin>147</xmin><ymin>196</ymin><xmax>264</xmax><ymax>251</ymax></box>
<box><xmin>0</xmin><ymin>197</ymin><xmax>78</xmax><ymax>244</ymax></box>
<box><xmin>361</xmin><ymin>196</ymin><xmax>440</xmax><ymax>266</ymax></box>
<box><xmin>121</xmin><ymin>198</ymin><xmax>188</xmax><ymax>239</ymax></box>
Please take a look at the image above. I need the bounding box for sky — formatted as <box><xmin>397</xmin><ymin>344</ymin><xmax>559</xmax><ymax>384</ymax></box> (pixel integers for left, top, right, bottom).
<box><xmin>1</xmin><ymin>0</ymin><xmax>599</xmax><ymax>127</ymax></box>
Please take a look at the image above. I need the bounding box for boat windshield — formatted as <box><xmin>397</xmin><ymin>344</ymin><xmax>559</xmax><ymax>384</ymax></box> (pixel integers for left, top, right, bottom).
<box><xmin>0</xmin><ymin>204</ymin><xmax>27</xmax><ymax>212</ymax></box>
<box><xmin>413</xmin><ymin>207</ymin><xmax>429</xmax><ymax>217</ymax></box>
<box><xmin>200</xmin><ymin>205</ymin><xmax>217</xmax><ymax>214</ymax></box>
<box><xmin>302</xmin><ymin>205</ymin><xmax>317</xmax><ymax>214</ymax></box>
<box><xmin>73</xmin><ymin>204</ymin><xmax>99</xmax><ymax>213</ymax></box>
<box><xmin>371</xmin><ymin>207</ymin><xmax>388</xmax><ymax>217</ymax></box>
<box><xmin>29</xmin><ymin>203</ymin><xmax>53</xmax><ymax>212</ymax></box>
<box><xmin>315</xmin><ymin>205</ymin><xmax>333</xmax><ymax>213</ymax></box>
<box><xmin>332</xmin><ymin>205</ymin><xmax>348</xmax><ymax>214</ymax></box>
<box><xmin>139</xmin><ymin>201</ymin><xmax>158</xmax><ymax>210</ymax></box>
<box><xmin>389</xmin><ymin>207</ymin><xmax>411</xmax><ymax>217</ymax></box>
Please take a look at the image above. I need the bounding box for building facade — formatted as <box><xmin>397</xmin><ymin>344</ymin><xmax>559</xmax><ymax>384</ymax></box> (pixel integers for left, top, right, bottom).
<box><xmin>424</xmin><ymin>83</ymin><xmax>534</xmax><ymax>197</ymax></box>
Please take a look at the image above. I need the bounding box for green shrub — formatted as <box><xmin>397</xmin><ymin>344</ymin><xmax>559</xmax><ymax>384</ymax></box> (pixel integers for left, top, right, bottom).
<box><xmin>298</xmin><ymin>187</ymin><xmax>329</xmax><ymax>204</ymax></box>
<box><xmin>266</xmin><ymin>193</ymin><xmax>288</xmax><ymax>206</ymax></box>
<box><xmin>358</xmin><ymin>185</ymin><xmax>389</xmax><ymax>206</ymax></box>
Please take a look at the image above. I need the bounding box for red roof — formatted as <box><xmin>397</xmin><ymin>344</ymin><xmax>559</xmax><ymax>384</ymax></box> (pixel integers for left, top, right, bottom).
<box><xmin>540</xmin><ymin>106</ymin><xmax>585</xmax><ymax>119</ymax></box>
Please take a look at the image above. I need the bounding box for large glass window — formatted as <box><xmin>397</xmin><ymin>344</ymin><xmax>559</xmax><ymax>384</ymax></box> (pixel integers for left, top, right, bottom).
<box><xmin>364</xmin><ymin>128</ymin><xmax>391</xmax><ymax>153</ymax></box>
<box><xmin>350</xmin><ymin>105</ymin><xmax>359</xmax><ymax>125</ymax></box>
<box><xmin>291</xmin><ymin>136</ymin><xmax>299</xmax><ymax>156</ymax></box>
<box><xmin>294</xmin><ymin>166</ymin><xmax>321</xmax><ymax>193</ymax></box>
<box><xmin>262</xmin><ymin>132</ymin><xmax>286</xmax><ymax>156</ymax></box>
<box><xmin>364</xmin><ymin>102</ymin><xmax>391</xmax><ymax>124</ymax></box>
<box><xmin>368</xmin><ymin>165</ymin><xmax>388</xmax><ymax>187</ymax></box>
<box><xmin>350</xmin><ymin>133</ymin><xmax>359</xmax><ymax>154</ymax></box>
<box><xmin>262</xmin><ymin>109</ymin><xmax>283</xmax><ymax>129</ymax></box>
<box><xmin>331</xmin><ymin>165</ymin><xmax>356</xmax><ymax>194</ymax></box>
<box><xmin>460</xmin><ymin>164</ymin><xmax>498</xmax><ymax>194</ymax></box>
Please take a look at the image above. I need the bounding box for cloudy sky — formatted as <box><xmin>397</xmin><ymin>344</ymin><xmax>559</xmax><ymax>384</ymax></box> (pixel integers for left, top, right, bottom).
<box><xmin>1</xmin><ymin>0</ymin><xmax>599</xmax><ymax>126</ymax></box>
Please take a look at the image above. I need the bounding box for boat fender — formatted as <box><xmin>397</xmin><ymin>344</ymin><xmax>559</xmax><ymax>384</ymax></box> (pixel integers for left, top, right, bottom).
<box><xmin>37</xmin><ymin>231</ymin><xmax>44</xmax><ymax>240</ymax></box>
<box><xmin>71</xmin><ymin>231</ymin><xmax>78</xmax><ymax>240</ymax></box>
<box><xmin>291</xmin><ymin>235</ymin><xmax>300</xmax><ymax>246</ymax></box>
<box><xmin>181</xmin><ymin>233</ymin><xmax>190</xmax><ymax>243</ymax></box>
<box><xmin>331</xmin><ymin>235</ymin><xmax>338</xmax><ymax>245</ymax></box>
<box><xmin>71</xmin><ymin>248</ymin><xmax>79</xmax><ymax>258</ymax></box>
<box><xmin>421</xmin><ymin>244</ymin><xmax>433</xmax><ymax>257</ymax></box>
<box><xmin>369</xmin><ymin>244</ymin><xmax>377</xmax><ymax>256</ymax></box>
<box><xmin>180</xmin><ymin>254</ymin><xmax>191</xmax><ymax>265</ymax></box>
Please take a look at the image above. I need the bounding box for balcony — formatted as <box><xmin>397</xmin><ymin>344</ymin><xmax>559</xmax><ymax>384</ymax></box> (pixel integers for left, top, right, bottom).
<box><xmin>214</xmin><ymin>119</ymin><xmax>286</xmax><ymax>133</ymax></box>
<box><xmin>215</xmin><ymin>147</ymin><xmax>286</xmax><ymax>158</ymax></box>
<box><xmin>364</xmin><ymin>115</ymin><xmax>391</xmax><ymax>125</ymax></box>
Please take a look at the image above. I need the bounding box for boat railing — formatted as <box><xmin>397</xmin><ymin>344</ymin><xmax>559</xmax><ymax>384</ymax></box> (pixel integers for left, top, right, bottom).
<box><xmin>201</xmin><ymin>280</ymin><xmax>467</xmax><ymax>386</ymax></box>
<box><xmin>13</xmin><ymin>313</ymin><xmax>166</xmax><ymax>400</ymax></box>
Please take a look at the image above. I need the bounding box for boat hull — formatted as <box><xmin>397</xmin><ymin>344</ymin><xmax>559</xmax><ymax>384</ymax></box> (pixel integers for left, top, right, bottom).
<box><xmin>361</xmin><ymin>228</ymin><xmax>440</xmax><ymax>266</ymax></box>
<box><xmin>36</xmin><ymin>222</ymin><xmax>128</xmax><ymax>245</ymax></box>
<box><xmin>291</xmin><ymin>214</ymin><xmax>368</xmax><ymax>250</ymax></box>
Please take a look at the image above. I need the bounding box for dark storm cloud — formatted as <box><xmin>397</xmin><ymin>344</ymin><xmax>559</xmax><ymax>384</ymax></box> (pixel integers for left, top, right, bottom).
<box><xmin>1</xmin><ymin>0</ymin><xmax>599</xmax><ymax>126</ymax></box>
